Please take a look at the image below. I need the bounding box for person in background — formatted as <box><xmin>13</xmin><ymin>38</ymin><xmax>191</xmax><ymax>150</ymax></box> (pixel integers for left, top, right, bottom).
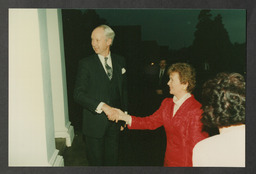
<box><xmin>73</xmin><ymin>25</ymin><xmax>128</xmax><ymax>166</ymax></box>
<box><xmin>154</xmin><ymin>59</ymin><xmax>170</xmax><ymax>107</ymax></box>
<box><xmin>193</xmin><ymin>72</ymin><xmax>245</xmax><ymax>167</ymax></box>
<box><xmin>111</xmin><ymin>63</ymin><xmax>208</xmax><ymax>167</ymax></box>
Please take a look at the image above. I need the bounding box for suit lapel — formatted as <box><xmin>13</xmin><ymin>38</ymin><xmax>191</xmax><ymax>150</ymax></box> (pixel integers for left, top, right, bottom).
<box><xmin>111</xmin><ymin>55</ymin><xmax>123</xmax><ymax>96</ymax></box>
<box><xmin>111</xmin><ymin>54</ymin><xmax>122</xmax><ymax>80</ymax></box>
<box><xmin>111</xmin><ymin>55</ymin><xmax>117</xmax><ymax>79</ymax></box>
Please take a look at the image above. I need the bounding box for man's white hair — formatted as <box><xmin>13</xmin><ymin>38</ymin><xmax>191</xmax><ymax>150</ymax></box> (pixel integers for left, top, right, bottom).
<box><xmin>98</xmin><ymin>25</ymin><xmax>115</xmax><ymax>45</ymax></box>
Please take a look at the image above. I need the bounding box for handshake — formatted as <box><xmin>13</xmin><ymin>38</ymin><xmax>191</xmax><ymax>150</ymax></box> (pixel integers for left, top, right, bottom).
<box><xmin>101</xmin><ymin>103</ymin><xmax>131</xmax><ymax>125</ymax></box>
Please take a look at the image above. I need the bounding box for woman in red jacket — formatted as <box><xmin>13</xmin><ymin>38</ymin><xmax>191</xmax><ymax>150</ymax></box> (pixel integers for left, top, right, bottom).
<box><xmin>111</xmin><ymin>63</ymin><xmax>208</xmax><ymax>167</ymax></box>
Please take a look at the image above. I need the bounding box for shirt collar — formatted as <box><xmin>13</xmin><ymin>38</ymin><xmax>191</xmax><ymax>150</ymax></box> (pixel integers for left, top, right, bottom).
<box><xmin>173</xmin><ymin>93</ymin><xmax>191</xmax><ymax>106</ymax></box>
<box><xmin>98</xmin><ymin>52</ymin><xmax>111</xmax><ymax>60</ymax></box>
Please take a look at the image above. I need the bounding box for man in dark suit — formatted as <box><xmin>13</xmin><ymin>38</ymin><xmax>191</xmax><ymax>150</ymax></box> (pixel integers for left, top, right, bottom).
<box><xmin>74</xmin><ymin>25</ymin><xmax>128</xmax><ymax>166</ymax></box>
<box><xmin>156</xmin><ymin>59</ymin><xmax>169</xmax><ymax>95</ymax></box>
<box><xmin>153</xmin><ymin>59</ymin><xmax>170</xmax><ymax>109</ymax></box>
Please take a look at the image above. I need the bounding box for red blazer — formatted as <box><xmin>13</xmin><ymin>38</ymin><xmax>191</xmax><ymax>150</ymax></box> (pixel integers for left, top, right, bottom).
<box><xmin>128</xmin><ymin>95</ymin><xmax>208</xmax><ymax>167</ymax></box>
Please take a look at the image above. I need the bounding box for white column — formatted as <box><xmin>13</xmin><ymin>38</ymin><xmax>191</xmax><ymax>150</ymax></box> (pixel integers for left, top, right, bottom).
<box><xmin>46</xmin><ymin>9</ymin><xmax>74</xmax><ymax>147</ymax></box>
<box><xmin>9</xmin><ymin>9</ymin><xmax>63</xmax><ymax>166</ymax></box>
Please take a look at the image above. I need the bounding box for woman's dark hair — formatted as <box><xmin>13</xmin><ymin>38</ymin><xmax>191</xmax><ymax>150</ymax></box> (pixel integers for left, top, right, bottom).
<box><xmin>167</xmin><ymin>63</ymin><xmax>196</xmax><ymax>93</ymax></box>
<box><xmin>201</xmin><ymin>72</ymin><xmax>245</xmax><ymax>128</ymax></box>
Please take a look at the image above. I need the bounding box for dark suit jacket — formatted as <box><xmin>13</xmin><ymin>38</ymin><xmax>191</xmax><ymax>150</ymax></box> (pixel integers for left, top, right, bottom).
<box><xmin>74</xmin><ymin>53</ymin><xmax>128</xmax><ymax>138</ymax></box>
<box><xmin>155</xmin><ymin>68</ymin><xmax>170</xmax><ymax>97</ymax></box>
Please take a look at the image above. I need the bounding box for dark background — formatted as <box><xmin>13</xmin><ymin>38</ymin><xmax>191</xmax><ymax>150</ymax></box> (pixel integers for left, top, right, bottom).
<box><xmin>1</xmin><ymin>0</ymin><xmax>256</xmax><ymax>174</ymax></box>
<box><xmin>61</xmin><ymin>9</ymin><xmax>246</xmax><ymax>131</ymax></box>
<box><xmin>61</xmin><ymin>10</ymin><xmax>246</xmax><ymax>166</ymax></box>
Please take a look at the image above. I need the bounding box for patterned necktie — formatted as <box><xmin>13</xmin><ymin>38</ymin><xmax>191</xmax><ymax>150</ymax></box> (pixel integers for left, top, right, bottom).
<box><xmin>104</xmin><ymin>57</ymin><xmax>113</xmax><ymax>80</ymax></box>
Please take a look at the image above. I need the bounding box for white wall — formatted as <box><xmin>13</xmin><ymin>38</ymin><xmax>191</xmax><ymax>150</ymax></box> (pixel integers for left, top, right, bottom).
<box><xmin>47</xmin><ymin>9</ymin><xmax>74</xmax><ymax>146</ymax></box>
<box><xmin>9</xmin><ymin>9</ymin><xmax>69</xmax><ymax>166</ymax></box>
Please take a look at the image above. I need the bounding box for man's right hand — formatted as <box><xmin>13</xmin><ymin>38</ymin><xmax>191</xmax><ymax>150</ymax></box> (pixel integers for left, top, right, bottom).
<box><xmin>101</xmin><ymin>104</ymin><xmax>119</xmax><ymax>122</ymax></box>
<box><xmin>113</xmin><ymin>108</ymin><xmax>131</xmax><ymax>125</ymax></box>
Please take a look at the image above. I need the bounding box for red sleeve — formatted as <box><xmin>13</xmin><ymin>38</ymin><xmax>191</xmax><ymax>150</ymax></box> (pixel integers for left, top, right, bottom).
<box><xmin>128</xmin><ymin>98</ymin><xmax>170</xmax><ymax>130</ymax></box>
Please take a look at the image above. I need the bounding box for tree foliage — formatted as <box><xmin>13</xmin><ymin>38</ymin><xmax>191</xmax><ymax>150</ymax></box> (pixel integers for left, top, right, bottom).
<box><xmin>191</xmin><ymin>10</ymin><xmax>244</xmax><ymax>76</ymax></box>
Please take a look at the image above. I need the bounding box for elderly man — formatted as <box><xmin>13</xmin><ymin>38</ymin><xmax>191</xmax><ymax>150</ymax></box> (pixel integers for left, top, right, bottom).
<box><xmin>74</xmin><ymin>25</ymin><xmax>128</xmax><ymax>166</ymax></box>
